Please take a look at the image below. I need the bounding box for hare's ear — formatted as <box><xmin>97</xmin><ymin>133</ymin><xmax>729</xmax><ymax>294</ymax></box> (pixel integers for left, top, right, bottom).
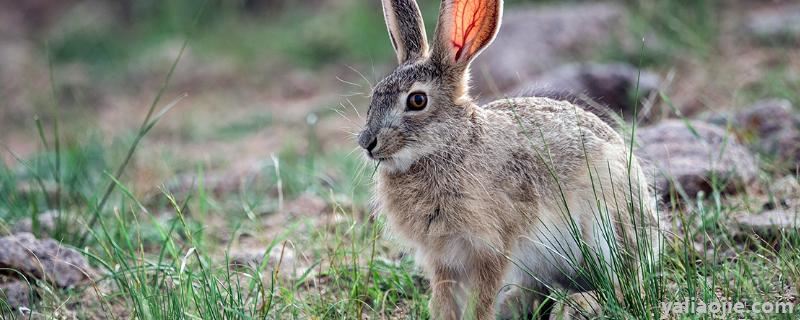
<box><xmin>382</xmin><ymin>0</ymin><xmax>429</xmax><ymax>64</ymax></box>
<box><xmin>432</xmin><ymin>0</ymin><xmax>502</xmax><ymax>69</ymax></box>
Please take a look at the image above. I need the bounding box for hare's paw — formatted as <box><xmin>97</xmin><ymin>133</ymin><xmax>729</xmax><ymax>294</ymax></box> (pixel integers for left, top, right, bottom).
<box><xmin>549</xmin><ymin>291</ymin><xmax>602</xmax><ymax>320</ymax></box>
<box><xmin>429</xmin><ymin>299</ymin><xmax>460</xmax><ymax>320</ymax></box>
<box><xmin>496</xmin><ymin>287</ymin><xmax>543</xmax><ymax>320</ymax></box>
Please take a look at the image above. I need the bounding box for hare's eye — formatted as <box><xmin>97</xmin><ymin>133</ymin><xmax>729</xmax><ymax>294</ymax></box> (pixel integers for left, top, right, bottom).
<box><xmin>406</xmin><ymin>92</ymin><xmax>428</xmax><ymax>111</ymax></box>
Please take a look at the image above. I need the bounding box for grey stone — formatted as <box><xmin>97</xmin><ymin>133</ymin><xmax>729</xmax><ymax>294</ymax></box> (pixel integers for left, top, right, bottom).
<box><xmin>734</xmin><ymin>210</ymin><xmax>800</xmax><ymax>240</ymax></box>
<box><xmin>636</xmin><ymin>120</ymin><xmax>758</xmax><ymax>201</ymax></box>
<box><xmin>510</xmin><ymin>63</ymin><xmax>660</xmax><ymax>124</ymax></box>
<box><xmin>736</xmin><ymin>99</ymin><xmax>800</xmax><ymax>170</ymax></box>
<box><xmin>769</xmin><ymin>175</ymin><xmax>800</xmax><ymax>210</ymax></box>
<box><xmin>708</xmin><ymin>99</ymin><xmax>800</xmax><ymax>171</ymax></box>
<box><xmin>0</xmin><ymin>279</ymin><xmax>33</xmax><ymax>311</ymax></box>
<box><xmin>746</xmin><ymin>4</ymin><xmax>800</xmax><ymax>45</ymax></box>
<box><xmin>736</xmin><ymin>99</ymin><xmax>796</xmax><ymax>137</ymax></box>
<box><xmin>472</xmin><ymin>3</ymin><xmax>626</xmax><ymax>96</ymax></box>
<box><xmin>0</xmin><ymin>233</ymin><xmax>92</xmax><ymax>288</ymax></box>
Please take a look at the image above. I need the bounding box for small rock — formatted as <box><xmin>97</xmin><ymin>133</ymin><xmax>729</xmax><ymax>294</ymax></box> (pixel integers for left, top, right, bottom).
<box><xmin>510</xmin><ymin>63</ymin><xmax>660</xmax><ymax>124</ymax></box>
<box><xmin>736</xmin><ymin>100</ymin><xmax>796</xmax><ymax>137</ymax></box>
<box><xmin>745</xmin><ymin>4</ymin><xmax>800</xmax><ymax>45</ymax></box>
<box><xmin>736</xmin><ymin>99</ymin><xmax>800</xmax><ymax>170</ymax></box>
<box><xmin>636</xmin><ymin>120</ymin><xmax>758</xmax><ymax>201</ymax></box>
<box><xmin>734</xmin><ymin>210</ymin><xmax>799</xmax><ymax>240</ymax></box>
<box><xmin>0</xmin><ymin>279</ymin><xmax>33</xmax><ymax>311</ymax></box>
<box><xmin>770</xmin><ymin>129</ymin><xmax>800</xmax><ymax>170</ymax></box>
<box><xmin>11</xmin><ymin>210</ymin><xmax>73</xmax><ymax>237</ymax></box>
<box><xmin>0</xmin><ymin>233</ymin><xmax>92</xmax><ymax>288</ymax></box>
<box><xmin>472</xmin><ymin>3</ymin><xmax>626</xmax><ymax>96</ymax></box>
<box><xmin>770</xmin><ymin>176</ymin><xmax>800</xmax><ymax>210</ymax></box>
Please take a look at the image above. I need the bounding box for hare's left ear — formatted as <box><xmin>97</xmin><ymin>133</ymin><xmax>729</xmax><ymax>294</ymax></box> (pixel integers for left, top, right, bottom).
<box><xmin>382</xmin><ymin>0</ymin><xmax>429</xmax><ymax>64</ymax></box>
<box><xmin>432</xmin><ymin>0</ymin><xmax>502</xmax><ymax>69</ymax></box>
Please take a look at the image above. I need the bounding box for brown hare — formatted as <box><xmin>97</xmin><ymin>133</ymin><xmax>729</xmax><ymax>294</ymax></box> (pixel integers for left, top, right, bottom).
<box><xmin>358</xmin><ymin>0</ymin><xmax>660</xmax><ymax>319</ymax></box>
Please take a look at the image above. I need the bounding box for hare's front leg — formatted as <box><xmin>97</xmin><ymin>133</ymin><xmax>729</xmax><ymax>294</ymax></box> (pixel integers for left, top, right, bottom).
<box><xmin>468</xmin><ymin>253</ymin><xmax>508</xmax><ymax>320</ymax></box>
<box><xmin>429</xmin><ymin>264</ymin><xmax>463</xmax><ymax>320</ymax></box>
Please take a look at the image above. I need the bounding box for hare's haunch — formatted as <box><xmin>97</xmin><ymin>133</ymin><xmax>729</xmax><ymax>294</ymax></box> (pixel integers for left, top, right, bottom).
<box><xmin>359</xmin><ymin>1</ymin><xmax>660</xmax><ymax>319</ymax></box>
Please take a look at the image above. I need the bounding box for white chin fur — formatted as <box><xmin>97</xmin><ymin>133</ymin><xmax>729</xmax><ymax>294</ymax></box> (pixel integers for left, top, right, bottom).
<box><xmin>379</xmin><ymin>147</ymin><xmax>419</xmax><ymax>174</ymax></box>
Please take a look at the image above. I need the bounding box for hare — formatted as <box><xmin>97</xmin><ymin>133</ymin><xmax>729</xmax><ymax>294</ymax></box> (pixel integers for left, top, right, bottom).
<box><xmin>358</xmin><ymin>0</ymin><xmax>660</xmax><ymax>319</ymax></box>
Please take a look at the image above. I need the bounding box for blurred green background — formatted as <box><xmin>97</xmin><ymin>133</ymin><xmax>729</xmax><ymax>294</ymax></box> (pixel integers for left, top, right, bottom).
<box><xmin>1</xmin><ymin>1</ymin><xmax>799</xmax><ymax>318</ymax></box>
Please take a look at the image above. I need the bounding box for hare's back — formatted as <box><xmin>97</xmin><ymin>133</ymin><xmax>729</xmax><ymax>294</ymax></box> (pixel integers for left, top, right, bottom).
<box><xmin>479</xmin><ymin>97</ymin><xmax>629</xmax><ymax>183</ymax></box>
<box><xmin>479</xmin><ymin>97</ymin><xmax>655</xmax><ymax>221</ymax></box>
<box><xmin>482</xmin><ymin>97</ymin><xmax>623</xmax><ymax>146</ymax></box>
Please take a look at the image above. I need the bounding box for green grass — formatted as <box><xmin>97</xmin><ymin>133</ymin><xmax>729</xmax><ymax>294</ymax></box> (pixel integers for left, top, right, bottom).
<box><xmin>46</xmin><ymin>0</ymin><xmax>609</xmax><ymax>75</ymax></box>
<box><xmin>628</xmin><ymin>0</ymin><xmax>719</xmax><ymax>55</ymax></box>
<box><xmin>47</xmin><ymin>0</ymin><xmax>727</xmax><ymax>80</ymax></box>
<box><xmin>49</xmin><ymin>0</ymin><xmax>412</xmax><ymax>75</ymax></box>
<box><xmin>212</xmin><ymin>113</ymin><xmax>274</xmax><ymax>141</ymax></box>
<box><xmin>0</xmin><ymin>126</ymin><xmax>430</xmax><ymax>319</ymax></box>
<box><xmin>4</xmin><ymin>87</ymin><xmax>800</xmax><ymax>319</ymax></box>
<box><xmin>4</xmin><ymin>72</ymin><xmax>800</xmax><ymax>320</ymax></box>
<box><xmin>3</xmin><ymin>0</ymin><xmax>800</xmax><ymax>319</ymax></box>
<box><xmin>741</xmin><ymin>66</ymin><xmax>800</xmax><ymax>107</ymax></box>
<box><xmin>595</xmin><ymin>0</ymin><xmax>720</xmax><ymax>67</ymax></box>
<box><xmin>0</xmin><ymin>43</ymin><xmax>419</xmax><ymax>315</ymax></box>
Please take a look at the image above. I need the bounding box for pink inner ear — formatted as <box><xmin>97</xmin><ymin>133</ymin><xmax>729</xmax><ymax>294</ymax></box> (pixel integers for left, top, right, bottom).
<box><xmin>450</xmin><ymin>0</ymin><xmax>488</xmax><ymax>62</ymax></box>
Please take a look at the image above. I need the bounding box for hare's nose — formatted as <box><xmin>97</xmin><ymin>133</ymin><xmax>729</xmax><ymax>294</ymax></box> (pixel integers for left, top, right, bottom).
<box><xmin>358</xmin><ymin>131</ymin><xmax>379</xmax><ymax>153</ymax></box>
<box><xmin>366</xmin><ymin>138</ymin><xmax>378</xmax><ymax>153</ymax></box>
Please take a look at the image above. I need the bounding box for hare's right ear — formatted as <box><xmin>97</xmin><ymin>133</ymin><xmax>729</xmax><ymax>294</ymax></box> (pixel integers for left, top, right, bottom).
<box><xmin>381</xmin><ymin>0</ymin><xmax>429</xmax><ymax>64</ymax></box>
<box><xmin>431</xmin><ymin>0</ymin><xmax>502</xmax><ymax>70</ymax></box>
